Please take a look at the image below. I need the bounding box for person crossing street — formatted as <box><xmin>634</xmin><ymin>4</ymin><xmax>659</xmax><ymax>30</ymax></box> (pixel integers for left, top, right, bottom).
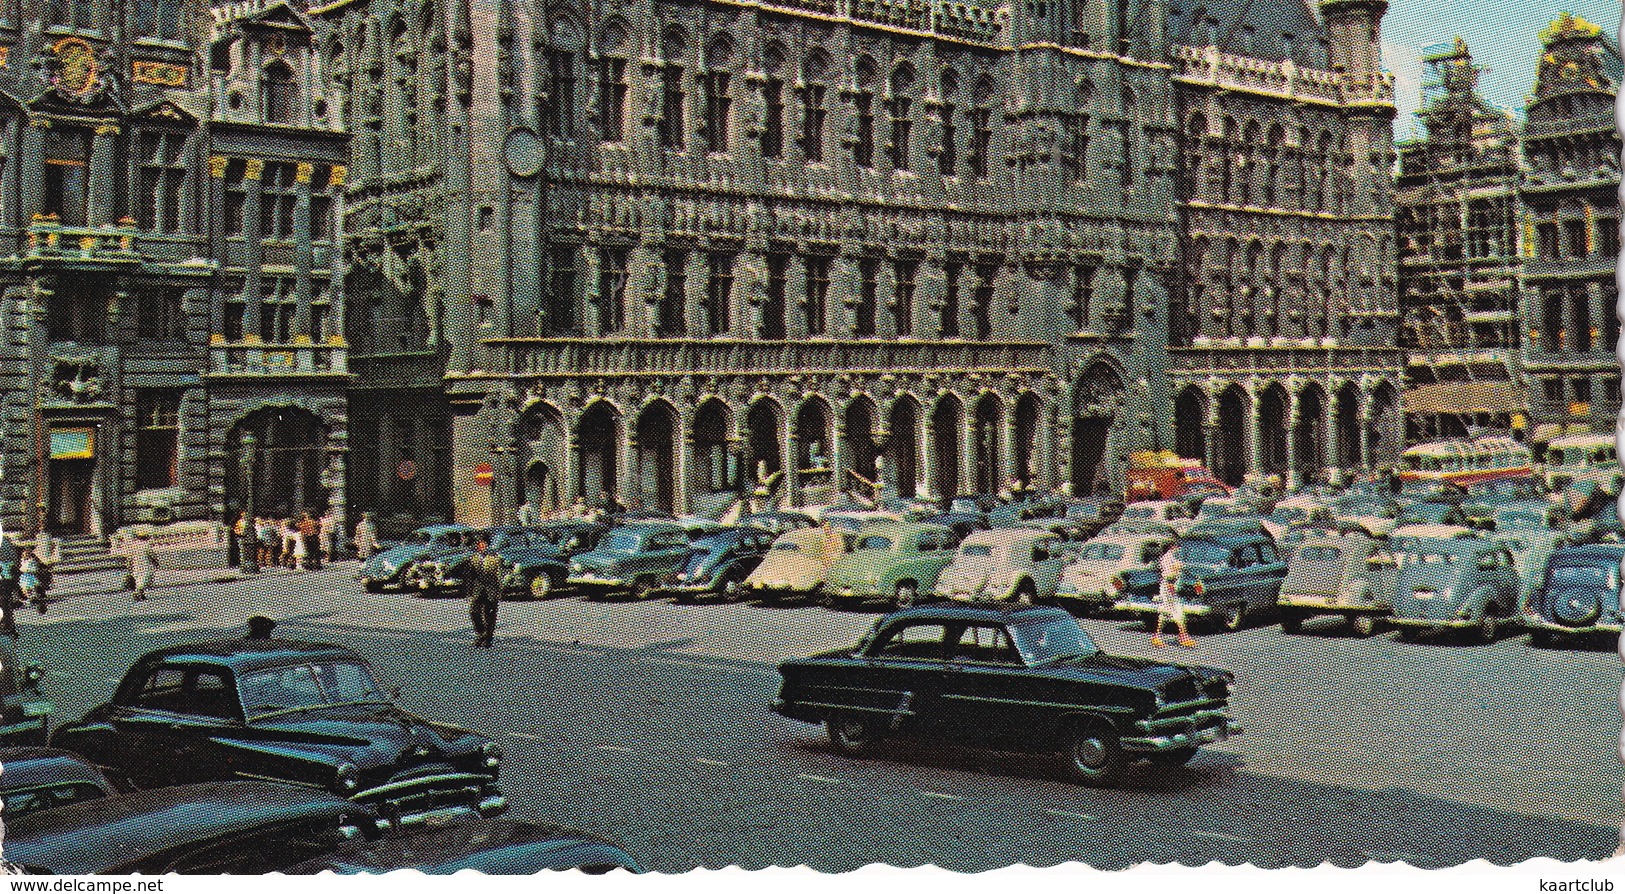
<box><xmin>128</xmin><ymin>531</ymin><xmax>159</xmax><ymax>602</ymax></box>
<box><xmin>464</xmin><ymin>535</ymin><xmax>505</xmax><ymax>648</ymax></box>
<box><xmin>1151</xmin><ymin>545</ymin><xmax>1197</xmax><ymax>649</ymax></box>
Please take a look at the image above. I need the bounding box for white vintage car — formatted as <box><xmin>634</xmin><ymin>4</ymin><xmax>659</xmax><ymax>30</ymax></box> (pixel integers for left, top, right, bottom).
<box><xmin>934</xmin><ymin>529</ymin><xmax>1067</xmax><ymax>604</ymax></box>
<box><xmin>1114</xmin><ymin>501</ymin><xmax>1195</xmax><ymax>535</ymax></box>
<box><xmin>1054</xmin><ymin>532</ymin><xmax>1175</xmax><ymax>614</ymax></box>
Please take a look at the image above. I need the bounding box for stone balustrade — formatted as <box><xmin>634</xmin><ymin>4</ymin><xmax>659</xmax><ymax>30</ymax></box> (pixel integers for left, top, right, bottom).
<box><xmin>490</xmin><ymin>337</ymin><xmax>1052</xmax><ymax>378</ymax></box>
<box><xmin>1172</xmin><ymin>44</ymin><xmax>1394</xmax><ymax>106</ymax></box>
<box><xmin>26</xmin><ymin>218</ymin><xmax>143</xmax><ymax>264</ymax></box>
<box><xmin>209</xmin><ymin>338</ymin><xmax>348</xmax><ymax>375</ymax></box>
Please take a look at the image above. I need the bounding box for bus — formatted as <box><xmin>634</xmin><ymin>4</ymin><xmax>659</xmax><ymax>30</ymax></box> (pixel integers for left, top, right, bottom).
<box><xmin>1398</xmin><ymin>436</ymin><xmax>1534</xmax><ymax>487</ymax></box>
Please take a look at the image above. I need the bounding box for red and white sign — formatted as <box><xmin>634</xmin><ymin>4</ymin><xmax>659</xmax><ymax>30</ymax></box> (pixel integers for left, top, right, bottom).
<box><xmin>473</xmin><ymin>462</ymin><xmax>495</xmax><ymax>486</ymax></box>
<box><xmin>396</xmin><ymin>460</ymin><xmax>418</xmax><ymax>481</ymax></box>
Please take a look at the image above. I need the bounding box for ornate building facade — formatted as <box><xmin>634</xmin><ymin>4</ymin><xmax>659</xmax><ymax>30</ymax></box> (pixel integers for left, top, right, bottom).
<box><xmin>0</xmin><ymin>0</ymin><xmax>349</xmax><ymax>537</ymax></box>
<box><xmin>1517</xmin><ymin>13</ymin><xmax>1621</xmax><ymax>442</ymax></box>
<box><xmin>311</xmin><ymin>0</ymin><xmax>1402</xmax><ymax>524</ymax></box>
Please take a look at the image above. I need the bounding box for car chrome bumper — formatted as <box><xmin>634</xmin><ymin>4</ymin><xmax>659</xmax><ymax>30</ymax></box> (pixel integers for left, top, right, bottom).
<box><xmin>830</xmin><ymin>586</ymin><xmax>882</xmax><ymax>601</ymax></box>
<box><xmin>1278</xmin><ymin>598</ymin><xmax>1387</xmax><ymax>613</ymax></box>
<box><xmin>568</xmin><ymin>575</ymin><xmax>627</xmax><ymax>588</ymax></box>
<box><xmin>1522</xmin><ymin>615</ymin><xmax>1621</xmax><ymax>635</ymax></box>
<box><xmin>1388</xmin><ymin>617</ymin><xmax>1484</xmax><ymax>629</ymax></box>
<box><xmin>1121</xmin><ymin>718</ymin><xmax>1242</xmax><ymax>752</ymax></box>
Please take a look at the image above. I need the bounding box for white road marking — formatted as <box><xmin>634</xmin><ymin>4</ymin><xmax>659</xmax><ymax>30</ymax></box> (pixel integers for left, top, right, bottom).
<box><xmin>1189</xmin><ymin>830</ymin><xmax>1254</xmax><ymax>844</ymax></box>
<box><xmin>596</xmin><ymin>745</ymin><xmax>635</xmax><ymax>753</ymax></box>
<box><xmin>1043</xmin><ymin>808</ymin><xmax>1097</xmax><ymax>820</ymax></box>
<box><xmin>694</xmin><ymin>758</ymin><xmax>730</xmax><ymax>767</ymax></box>
<box><xmin>919</xmin><ymin>791</ymin><xmax>963</xmax><ymax>801</ymax></box>
<box><xmin>797</xmin><ymin>773</ymin><xmax>842</xmax><ymax>784</ymax></box>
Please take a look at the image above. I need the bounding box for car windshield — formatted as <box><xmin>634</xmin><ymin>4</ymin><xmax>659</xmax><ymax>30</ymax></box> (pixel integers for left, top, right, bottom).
<box><xmin>1297</xmin><ymin>545</ymin><xmax>1342</xmax><ymax>562</ymax></box>
<box><xmin>600</xmin><ymin>531</ymin><xmax>646</xmax><ymax>553</ymax></box>
<box><xmin>2</xmin><ymin>782</ymin><xmax>110</xmax><ymax>820</ymax></box>
<box><xmin>1199</xmin><ymin>502</ymin><xmax>1239</xmax><ymax>518</ymax></box>
<box><xmin>960</xmin><ymin>544</ymin><xmax>994</xmax><ymax>557</ymax></box>
<box><xmin>1122</xmin><ymin>507</ymin><xmax>1156</xmax><ymax>519</ymax></box>
<box><xmin>1550</xmin><ymin>565</ymin><xmax>1619</xmax><ymax>588</ymax></box>
<box><xmin>856</xmin><ymin>535</ymin><xmax>895</xmax><ymax>551</ymax></box>
<box><xmin>1405</xmin><ymin>551</ymin><xmax>1458</xmax><ymax>565</ymax></box>
<box><xmin>1079</xmin><ymin>542</ymin><xmax>1126</xmax><ymax>561</ymax></box>
<box><xmin>406</xmin><ymin>531</ymin><xmax>433</xmax><ymax>545</ymax></box>
<box><xmin>1012</xmin><ymin>616</ymin><xmax>1100</xmax><ymax>665</ymax></box>
<box><xmin>239</xmin><ymin>660</ymin><xmax>389</xmax><ymax>717</ymax></box>
<box><xmin>1177</xmin><ymin>541</ymin><xmax>1232</xmax><ymax>565</ymax></box>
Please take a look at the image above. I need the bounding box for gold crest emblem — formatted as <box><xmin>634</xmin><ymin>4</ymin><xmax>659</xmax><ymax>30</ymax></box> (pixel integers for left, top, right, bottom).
<box><xmin>52</xmin><ymin>38</ymin><xmax>99</xmax><ymax>96</ymax></box>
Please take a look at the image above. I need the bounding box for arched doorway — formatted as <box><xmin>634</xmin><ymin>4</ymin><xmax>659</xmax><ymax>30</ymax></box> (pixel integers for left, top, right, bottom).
<box><xmin>1335</xmin><ymin>383</ymin><xmax>1362</xmax><ymax>470</ymax></box>
<box><xmin>1215</xmin><ymin>386</ymin><xmax>1248</xmax><ymax>485</ymax></box>
<box><xmin>931</xmin><ymin>394</ymin><xmax>963</xmax><ymax>499</ymax></box>
<box><xmin>1013</xmin><ymin>393</ymin><xmax>1040</xmax><ymax>490</ymax></box>
<box><xmin>633</xmin><ymin>401</ymin><xmax>678</xmax><ymax>513</ymax></box>
<box><xmin>887</xmin><ymin>396</ymin><xmax>921</xmax><ymax>498</ymax></box>
<box><xmin>577</xmin><ymin>401</ymin><xmax>619</xmax><ymax>506</ymax></box>
<box><xmin>1295</xmin><ymin>385</ymin><xmax>1326</xmax><ymax>485</ymax></box>
<box><xmin>844</xmin><ymin>396</ymin><xmax>879</xmax><ymax>493</ymax></box>
<box><xmin>229</xmin><ymin>407</ymin><xmax>329</xmax><ymax>519</ymax></box>
<box><xmin>972</xmin><ymin>393</ymin><xmax>1003</xmax><ymax>496</ymax></box>
<box><xmin>794</xmin><ymin>398</ymin><xmax>833</xmax><ymax>503</ymax></box>
<box><xmin>1071</xmin><ymin>363</ymin><xmax>1124</xmax><ymax>495</ymax></box>
<box><xmin>691</xmin><ymin>399</ymin><xmax>734</xmax><ymax>501</ymax></box>
<box><xmin>745</xmin><ymin>399</ymin><xmax>783</xmax><ymax>494</ymax></box>
<box><xmin>1174</xmin><ymin>387</ymin><xmax>1207</xmax><ymax>462</ymax></box>
<box><xmin>520</xmin><ymin>403</ymin><xmax>567</xmax><ymax>512</ymax></box>
<box><xmin>1258</xmin><ymin>384</ymin><xmax>1289</xmax><ymax>480</ymax></box>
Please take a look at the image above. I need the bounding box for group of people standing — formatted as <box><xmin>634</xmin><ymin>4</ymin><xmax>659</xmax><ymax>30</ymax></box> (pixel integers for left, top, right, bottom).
<box><xmin>232</xmin><ymin>510</ymin><xmax>340</xmax><ymax>571</ymax></box>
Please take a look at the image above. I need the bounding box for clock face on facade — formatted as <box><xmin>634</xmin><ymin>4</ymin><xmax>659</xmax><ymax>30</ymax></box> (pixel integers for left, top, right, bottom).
<box><xmin>503</xmin><ymin>127</ymin><xmax>545</xmax><ymax>179</ymax></box>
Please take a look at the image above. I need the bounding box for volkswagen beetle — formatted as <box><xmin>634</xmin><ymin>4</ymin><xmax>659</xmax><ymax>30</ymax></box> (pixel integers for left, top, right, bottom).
<box><xmin>934</xmin><ymin>529</ymin><xmax>1066</xmax><ymax>604</ymax></box>
<box><xmin>1388</xmin><ymin>537</ymin><xmax>1522</xmax><ymax>642</ymax></box>
<box><xmin>1522</xmin><ymin>543</ymin><xmax>1625</xmax><ymax>647</ymax></box>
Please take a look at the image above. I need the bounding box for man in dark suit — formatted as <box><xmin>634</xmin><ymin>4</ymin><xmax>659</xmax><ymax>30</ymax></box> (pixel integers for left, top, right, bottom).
<box><xmin>464</xmin><ymin>535</ymin><xmax>505</xmax><ymax>648</ymax></box>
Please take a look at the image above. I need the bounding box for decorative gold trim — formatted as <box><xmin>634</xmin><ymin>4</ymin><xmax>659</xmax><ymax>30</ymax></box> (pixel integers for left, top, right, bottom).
<box><xmin>209</xmin><ymin>155</ymin><xmax>231</xmax><ymax>178</ymax></box>
<box><xmin>244</xmin><ymin>159</ymin><xmax>264</xmax><ymax>180</ymax></box>
<box><xmin>295</xmin><ymin>162</ymin><xmax>315</xmax><ymax>184</ymax></box>
<box><xmin>94</xmin><ymin>123</ymin><xmax>120</xmax><ymax>136</ymax></box>
<box><xmin>132</xmin><ymin>61</ymin><xmax>188</xmax><ymax>87</ymax></box>
<box><xmin>328</xmin><ymin>165</ymin><xmax>347</xmax><ymax>186</ymax></box>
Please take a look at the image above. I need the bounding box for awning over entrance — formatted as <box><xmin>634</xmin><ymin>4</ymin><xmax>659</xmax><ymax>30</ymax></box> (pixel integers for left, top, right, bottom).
<box><xmin>1402</xmin><ymin>382</ymin><xmax>1526</xmax><ymax>416</ymax></box>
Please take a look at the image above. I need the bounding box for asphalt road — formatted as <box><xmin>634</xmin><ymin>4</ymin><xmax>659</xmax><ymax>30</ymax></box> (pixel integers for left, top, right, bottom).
<box><xmin>17</xmin><ymin>562</ymin><xmax>1622</xmax><ymax>871</ymax></box>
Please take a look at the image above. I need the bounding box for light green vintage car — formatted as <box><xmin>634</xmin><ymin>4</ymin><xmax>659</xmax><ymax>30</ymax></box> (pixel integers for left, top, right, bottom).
<box><xmin>823</xmin><ymin>522</ymin><xmax>958</xmax><ymax>608</ymax></box>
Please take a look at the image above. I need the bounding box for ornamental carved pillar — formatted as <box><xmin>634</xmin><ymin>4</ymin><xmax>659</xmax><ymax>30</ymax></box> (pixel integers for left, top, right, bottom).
<box><xmin>86</xmin><ymin>123</ymin><xmax>119</xmax><ymax>227</ymax></box>
<box><xmin>1245</xmin><ymin>383</ymin><xmax>1263</xmax><ymax>483</ymax></box>
<box><xmin>1285</xmin><ymin>387</ymin><xmax>1302</xmax><ymax>490</ymax></box>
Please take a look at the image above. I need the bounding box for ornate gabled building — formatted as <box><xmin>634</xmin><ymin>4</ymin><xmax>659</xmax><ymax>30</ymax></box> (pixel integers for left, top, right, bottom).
<box><xmin>1517</xmin><ymin>13</ymin><xmax>1621</xmax><ymax>443</ymax></box>
<box><xmin>1394</xmin><ymin>39</ymin><xmax>1524</xmax><ymax>441</ymax></box>
<box><xmin>0</xmin><ymin>0</ymin><xmax>348</xmax><ymax>538</ymax></box>
<box><xmin>310</xmin><ymin>0</ymin><xmax>1401</xmax><ymax>524</ymax></box>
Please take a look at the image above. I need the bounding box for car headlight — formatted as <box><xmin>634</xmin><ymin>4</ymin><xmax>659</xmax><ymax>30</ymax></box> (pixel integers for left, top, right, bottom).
<box><xmin>570</xmin><ymin>561</ymin><xmax>584</xmax><ymax>574</ymax></box>
<box><xmin>334</xmin><ymin>762</ymin><xmax>361</xmax><ymax>793</ymax></box>
<box><xmin>481</xmin><ymin>741</ymin><xmax>503</xmax><ymax>771</ymax></box>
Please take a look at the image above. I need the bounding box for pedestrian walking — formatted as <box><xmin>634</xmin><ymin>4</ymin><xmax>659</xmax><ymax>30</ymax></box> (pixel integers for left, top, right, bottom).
<box><xmin>129</xmin><ymin>531</ymin><xmax>159</xmax><ymax>602</ymax></box>
<box><xmin>464</xmin><ymin>535</ymin><xmax>504</xmax><ymax>648</ymax></box>
<box><xmin>353</xmin><ymin>512</ymin><xmax>380</xmax><ymax>560</ymax></box>
<box><xmin>257</xmin><ymin>517</ymin><xmax>278</xmax><ymax>567</ymax></box>
<box><xmin>1150</xmin><ymin>545</ymin><xmax>1196</xmax><ymax>649</ymax></box>
<box><xmin>297</xmin><ymin>512</ymin><xmax>320</xmax><ymax>570</ymax></box>
<box><xmin>18</xmin><ymin>547</ymin><xmax>43</xmax><ymax>614</ymax></box>
<box><xmin>319</xmin><ymin>508</ymin><xmax>338</xmax><ymax>563</ymax></box>
<box><xmin>32</xmin><ymin>530</ymin><xmax>57</xmax><ymax>595</ymax></box>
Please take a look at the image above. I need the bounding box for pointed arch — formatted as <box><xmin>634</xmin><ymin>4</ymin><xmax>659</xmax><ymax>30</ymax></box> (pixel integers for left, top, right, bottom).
<box><xmin>886</xmin><ymin>393</ymin><xmax>922</xmax><ymax>498</ymax></box>
<box><xmin>931</xmin><ymin>392</ymin><xmax>965</xmax><ymax>499</ymax></box>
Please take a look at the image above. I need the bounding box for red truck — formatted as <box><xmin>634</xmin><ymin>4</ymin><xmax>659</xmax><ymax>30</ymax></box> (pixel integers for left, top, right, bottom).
<box><xmin>1124</xmin><ymin>451</ymin><xmax>1231</xmax><ymax>503</ymax></box>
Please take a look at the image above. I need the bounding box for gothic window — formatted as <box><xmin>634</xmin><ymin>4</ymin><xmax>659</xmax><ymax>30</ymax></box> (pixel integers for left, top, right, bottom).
<box><xmin>705</xmin><ymin>251</ymin><xmax>733</xmax><ymax>335</ymax></box>
<box><xmin>804</xmin><ymin>255</ymin><xmax>829</xmax><ymax>336</ymax></box>
<box><xmin>547</xmin><ymin>52</ymin><xmax>576</xmax><ymax>138</ymax></box>
<box><xmin>260</xmin><ymin>276</ymin><xmax>296</xmax><ymax>343</ymax></box>
<box><xmin>136</xmin><ymin>287</ymin><xmax>185</xmax><ymax>340</ymax></box>
<box><xmin>258</xmin><ymin>162</ymin><xmax>298</xmax><ymax>239</ymax></box>
<box><xmin>1572</xmin><ymin>377</ymin><xmax>1592</xmax><ymax>406</ymax></box>
<box><xmin>761</xmin><ymin>76</ymin><xmax>784</xmax><ymax>158</ymax></box>
<box><xmin>855</xmin><ymin>257</ymin><xmax>878</xmax><ymax>336</ymax></box>
<box><xmin>939</xmin><ymin>100</ymin><xmax>957</xmax><ymax>177</ymax></box>
<box><xmin>800</xmin><ymin>83</ymin><xmax>826</xmax><ymax>162</ymax></box>
<box><xmin>137</xmin><ymin>131</ymin><xmax>187</xmax><ymax>234</ymax></box>
<box><xmin>969</xmin><ymin>79</ymin><xmax>994</xmax><ymax>180</ymax></box>
<box><xmin>598</xmin><ymin>58</ymin><xmax>628</xmax><ymax>142</ymax></box>
<box><xmin>762</xmin><ymin>252</ymin><xmax>788</xmax><ymax>339</ymax></box>
<box><xmin>887</xmin><ymin>65</ymin><xmax>913</xmax><ymax>171</ymax></box>
<box><xmin>1596</xmin><ymin>217</ymin><xmax>1619</xmax><ymax>257</ymax></box>
<box><xmin>1116</xmin><ymin>120</ymin><xmax>1134</xmax><ymax>190</ymax></box>
<box><xmin>1537</xmin><ymin>223</ymin><xmax>1560</xmax><ymax>259</ymax></box>
<box><xmin>854</xmin><ymin>91</ymin><xmax>875</xmax><ymax>168</ymax></box>
<box><xmin>1571</xmin><ymin>286</ymin><xmax>1593</xmax><ymax>352</ymax></box>
<box><xmin>1564</xmin><ymin>219</ymin><xmax>1588</xmax><ymax>257</ymax></box>
<box><xmin>659</xmin><ymin>65</ymin><xmax>686</xmax><ymax>150</ymax></box>
<box><xmin>42</xmin><ymin>128</ymin><xmax>90</xmax><ymax>225</ymax></box>
<box><xmin>133</xmin><ymin>0</ymin><xmax>183</xmax><ymax>39</ymax></box>
<box><xmin>134</xmin><ymin>391</ymin><xmax>181</xmax><ymax>490</ymax></box>
<box><xmin>1542</xmin><ymin>289</ymin><xmax>1563</xmax><ymax>352</ymax></box>
<box><xmin>941</xmin><ymin>261</ymin><xmax>961</xmax><ymax>336</ymax></box>
<box><xmin>263</xmin><ymin>61</ymin><xmax>298</xmax><ymax>124</ymax></box>
<box><xmin>547</xmin><ymin>244</ymin><xmax>578</xmax><ymax>335</ymax></box>
<box><xmin>1061</xmin><ymin>113</ymin><xmax>1088</xmax><ymax>181</ymax></box>
<box><xmin>972</xmin><ymin>263</ymin><xmax>996</xmax><ymax>339</ymax></box>
<box><xmin>703</xmin><ymin>70</ymin><xmax>731</xmax><ymax>153</ymax></box>
<box><xmin>310</xmin><ymin>280</ymin><xmax>332</xmax><ymax>341</ymax></box>
<box><xmin>223</xmin><ymin>277</ymin><xmax>246</xmax><ymax>340</ymax></box>
<box><xmin>597</xmin><ymin>247</ymin><xmax>628</xmax><ymax>335</ymax></box>
<box><xmin>893</xmin><ymin>259</ymin><xmax>917</xmax><ymax>336</ymax></box>
<box><xmin>658</xmin><ymin>249</ymin><xmax>688</xmax><ymax>335</ymax></box>
<box><xmin>222</xmin><ymin>159</ymin><xmax>247</xmax><ymax>236</ymax></box>
<box><xmin>1069</xmin><ymin>263</ymin><xmax>1095</xmax><ymax>329</ymax></box>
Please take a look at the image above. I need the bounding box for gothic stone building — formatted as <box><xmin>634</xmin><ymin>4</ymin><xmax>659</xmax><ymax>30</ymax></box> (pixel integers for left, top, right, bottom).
<box><xmin>1517</xmin><ymin>13</ymin><xmax>1621</xmax><ymax>442</ymax></box>
<box><xmin>0</xmin><ymin>0</ymin><xmax>349</xmax><ymax>538</ymax></box>
<box><xmin>311</xmin><ymin>0</ymin><xmax>1401</xmax><ymax>524</ymax></box>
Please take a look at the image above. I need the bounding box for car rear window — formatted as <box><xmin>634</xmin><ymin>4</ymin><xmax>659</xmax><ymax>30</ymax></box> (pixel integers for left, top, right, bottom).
<box><xmin>960</xmin><ymin>544</ymin><xmax>994</xmax><ymax>557</ymax></box>
<box><xmin>857</xmin><ymin>536</ymin><xmax>894</xmax><ymax>551</ymax></box>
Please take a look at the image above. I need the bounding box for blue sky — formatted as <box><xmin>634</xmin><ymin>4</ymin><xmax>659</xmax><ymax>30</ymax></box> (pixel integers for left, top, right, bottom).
<box><xmin>1379</xmin><ymin>0</ymin><xmax>1621</xmax><ymax>137</ymax></box>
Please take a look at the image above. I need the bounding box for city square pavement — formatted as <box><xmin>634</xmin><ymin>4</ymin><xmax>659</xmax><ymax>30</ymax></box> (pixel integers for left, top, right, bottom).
<box><xmin>14</xmin><ymin>562</ymin><xmax>1621</xmax><ymax>872</ymax></box>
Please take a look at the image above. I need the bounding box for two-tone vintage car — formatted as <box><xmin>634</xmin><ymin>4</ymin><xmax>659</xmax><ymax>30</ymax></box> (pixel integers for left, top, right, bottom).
<box><xmin>0</xmin><ymin>746</ymin><xmax>115</xmax><ymax>820</ymax></box>
<box><xmin>359</xmin><ymin>525</ymin><xmax>476</xmax><ymax>593</ymax></box>
<box><xmin>824</xmin><ymin>522</ymin><xmax>960</xmax><ymax>608</ymax></box>
<box><xmin>660</xmin><ymin>527</ymin><xmax>776</xmax><ymax>602</ymax></box>
<box><xmin>1544</xmin><ymin>433</ymin><xmax>1622</xmax><ymax>494</ymax></box>
<box><xmin>1388</xmin><ymin>536</ymin><xmax>1523</xmax><ymax>642</ymax></box>
<box><xmin>1115</xmin><ymin>528</ymin><xmax>1288</xmax><ymax>631</ymax></box>
<box><xmin>933</xmin><ymin>529</ymin><xmax>1066</xmax><ymax>604</ymax></box>
<box><xmin>744</xmin><ymin>527</ymin><xmax>854</xmax><ymax>603</ymax></box>
<box><xmin>410</xmin><ymin>523</ymin><xmax>609</xmax><ymax>599</ymax></box>
<box><xmin>1522</xmin><ymin>543</ymin><xmax>1625</xmax><ymax>647</ymax></box>
<box><xmin>282</xmin><ymin>817</ymin><xmax>645</xmax><ymax>875</ymax></box>
<box><xmin>567</xmin><ymin>521</ymin><xmax>720</xmax><ymax>599</ymax></box>
<box><xmin>1056</xmin><ymin>532</ymin><xmax>1173</xmax><ymax>614</ymax></box>
<box><xmin>1276</xmin><ymin>533</ymin><xmax>1399</xmax><ymax>636</ymax></box>
<box><xmin>51</xmin><ymin>632</ymin><xmax>507</xmax><ymax>827</ymax></box>
<box><xmin>773</xmin><ymin>604</ymin><xmax>1240</xmax><ymax>786</ymax></box>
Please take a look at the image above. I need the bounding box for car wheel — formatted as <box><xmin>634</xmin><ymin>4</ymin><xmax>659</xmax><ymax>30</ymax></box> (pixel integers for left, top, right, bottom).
<box><xmin>894</xmin><ymin>581</ymin><xmax>918</xmax><ymax>608</ymax></box>
<box><xmin>363</xmin><ymin>580</ymin><xmax>385</xmax><ymax>593</ymax></box>
<box><xmin>826</xmin><ymin>712</ymin><xmax>879</xmax><ymax>757</ymax></box>
<box><xmin>721</xmin><ymin>575</ymin><xmax>743</xmax><ymax>603</ymax></box>
<box><xmin>1475</xmin><ymin>611</ymin><xmax>1499</xmax><ymax>644</ymax></box>
<box><xmin>1279</xmin><ymin>611</ymin><xmax>1303</xmax><ymax>635</ymax></box>
<box><xmin>1062</xmin><ymin>720</ymin><xmax>1128</xmax><ymax>787</ymax></box>
<box><xmin>1218</xmin><ymin>603</ymin><xmax>1246</xmax><ymax>632</ymax></box>
<box><xmin>1348</xmin><ymin>614</ymin><xmax>1378</xmax><ymax>638</ymax></box>
<box><xmin>529</xmin><ymin>573</ymin><xmax>554</xmax><ymax>600</ymax></box>
<box><xmin>1014</xmin><ymin>581</ymin><xmax>1037</xmax><ymax>605</ymax></box>
<box><xmin>631</xmin><ymin>577</ymin><xmax>658</xmax><ymax>601</ymax></box>
<box><xmin>1145</xmin><ymin>746</ymin><xmax>1198</xmax><ymax>767</ymax></box>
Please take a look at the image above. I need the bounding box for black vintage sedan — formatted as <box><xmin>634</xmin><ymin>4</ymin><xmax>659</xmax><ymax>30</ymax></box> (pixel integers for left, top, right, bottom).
<box><xmin>283</xmin><ymin>817</ymin><xmax>645</xmax><ymax>874</ymax></box>
<box><xmin>51</xmin><ymin>634</ymin><xmax>507</xmax><ymax>828</ymax></box>
<box><xmin>773</xmin><ymin>605</ymin><xmax>1240</xmax><ymax>786</ymax></box>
